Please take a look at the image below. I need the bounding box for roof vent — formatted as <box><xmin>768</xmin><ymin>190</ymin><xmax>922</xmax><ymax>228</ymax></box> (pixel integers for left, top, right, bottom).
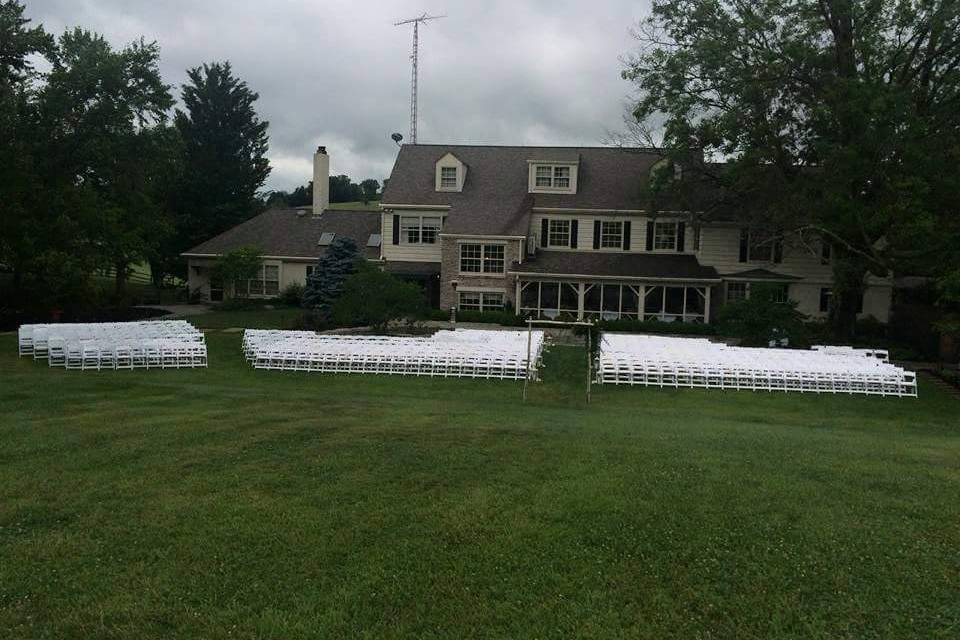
<box><xmin>296</xmin><ymin>210</ymin><xmax>307</xmax><ymax>217</ymax></box>
<box><xmin>317</xmin><ymin>232</ymin><xmax>336</xmax><ymax>246</ymax></box>
<box><xmin>367</xmin><ymin>233</ymin><xmax>382</xmax><ymax>248</ymax></box>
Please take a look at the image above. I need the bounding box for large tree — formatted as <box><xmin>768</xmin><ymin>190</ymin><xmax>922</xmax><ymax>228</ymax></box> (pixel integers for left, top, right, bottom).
<box><xmin>625</xmin><ymin>0</ymin><xmax>960</xmax><ymax>336</ymax></box>
<box><xmin>173</xmin><ymin>61</ymin><xmax>270</xmax><ymax>257</ymax></box>
<box><xmin>39</xmin><ymin>29</ymin><xmax>174</xmax><ymax>296</ymax></box>
<box><xmin>0</xmin><ymin>1</ymin><xmax>52</xmax><ymax>294</ymax></box>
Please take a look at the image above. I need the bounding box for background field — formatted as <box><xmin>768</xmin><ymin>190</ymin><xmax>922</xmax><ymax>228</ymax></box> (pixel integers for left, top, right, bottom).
<box><xmin>1</xmin><ymin>329</ymin><xmax>957</xmax><ymax>639</ymax></box>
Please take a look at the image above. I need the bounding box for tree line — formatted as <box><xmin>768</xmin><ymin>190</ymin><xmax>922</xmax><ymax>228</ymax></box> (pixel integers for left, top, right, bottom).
<box><xmin>265</xmin><ymin>176</ymin><xmax>381</xmax><ymax>209</ymax></box>
<box><xmin>0</xmin><ymin>1</ymin><xmax>380</xmax><ymax>314</ymax></box>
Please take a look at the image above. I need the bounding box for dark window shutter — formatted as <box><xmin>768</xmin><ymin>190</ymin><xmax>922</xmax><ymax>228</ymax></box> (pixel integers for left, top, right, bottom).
<box><xmin>392</xmin><ymin>214</ymin><xmax>400</xmax><ymax>245</ymax></box>
<box><xmin>570</xmin><ymin>219</ymin><xmax>578</xmax><ymax>248</ymax></box>
<box><xmin>622</xmin><ymin>221</ymin><xmax>631</xmax><ymax>250</ymax></box>
<box><xmin>593</xmin><ymin>220</ymin><xmax>601</xmax><ymax>250</ymax></box>
<box><xmin>541</xmin><ymin>218</ymin><xmax>549</xmax><ymax>248</ymax></box>
<box><xmin>738</xmin><ymin>229</ymin><xmax>748</xmax><ymax>262</ymax></box>
<box><xmin>646</xmin><ymin>221</ymin><xmax>654</xmax><ymax>251</ymax></box>
<box><xmin>773</xmin><ymin>237</ymin><xmax>784</xmax><ymax>263</ymax></box>
<box><xmin>676</xmin><ymin>222</ymin><xmax>686</xmax><ymax>252</ymax></box>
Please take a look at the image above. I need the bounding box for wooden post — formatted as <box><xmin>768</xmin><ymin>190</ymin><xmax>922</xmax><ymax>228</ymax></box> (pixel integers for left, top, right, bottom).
<box><xmin>523</xmin><ymin>317</ymin><xmax>533</xmax><ymax>401</ymax></box>
<box><xmin>586</xmin><ymin>324</ymin><xmax>592</xmax><ymax>404</ymax></box>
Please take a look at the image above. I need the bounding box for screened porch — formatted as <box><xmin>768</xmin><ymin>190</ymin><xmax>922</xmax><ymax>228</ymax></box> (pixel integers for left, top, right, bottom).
<box><xmin>517</xmin><ymin>280</ymin><xmax>712</xmax><ymax>323</ymax></box>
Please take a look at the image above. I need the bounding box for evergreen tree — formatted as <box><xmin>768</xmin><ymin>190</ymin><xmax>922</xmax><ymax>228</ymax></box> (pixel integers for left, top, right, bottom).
<box><xmin>173</xmin><ymin>61</ymin><xmax>270</xmax><ymax>256</ymax></box>
<box><xmin>302</xmin><ymin>237</ymin><xmax>360</xmax><ymax>319</ymax></box>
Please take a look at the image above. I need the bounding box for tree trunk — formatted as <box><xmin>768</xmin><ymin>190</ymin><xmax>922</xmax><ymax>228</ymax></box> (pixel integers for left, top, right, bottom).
<box><xmin>114</xmin><ymin>261</ymin><xmax>128</xmax><ymax>298</ymax></box>
<box><xmin>829</xmin><ymin>254</ymin><xmax>868</xmax><ymax>340</ymax></box>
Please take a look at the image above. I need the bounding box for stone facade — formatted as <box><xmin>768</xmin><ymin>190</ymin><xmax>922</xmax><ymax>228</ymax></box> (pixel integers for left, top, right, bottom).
<box><xmin>439</xmin><ymin>237</ymin><xmax>524</xmax><ymax>310</ymax></box>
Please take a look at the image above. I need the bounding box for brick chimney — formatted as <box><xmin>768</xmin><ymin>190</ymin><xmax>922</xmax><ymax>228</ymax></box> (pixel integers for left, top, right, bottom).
<box><xmin>313</xmin><ymin>145</ymin><xmax>329</xmax><ymax>215</ymax></box>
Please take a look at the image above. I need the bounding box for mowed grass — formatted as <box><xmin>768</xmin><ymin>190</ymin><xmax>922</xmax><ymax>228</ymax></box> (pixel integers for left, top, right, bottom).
<box><xmin>1</xmin><ymin>331</ymin><xmax>958</xmax><ymax>639</ymax></box>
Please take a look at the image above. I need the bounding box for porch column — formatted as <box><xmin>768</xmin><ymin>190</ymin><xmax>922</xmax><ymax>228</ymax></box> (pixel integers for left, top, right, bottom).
<box><xmin>704</xmin><ymin>285</ymin><xmax>712</xmax><ymax>323</ymax></box>
<box><xmin>515</xmin><ymin>278</ymin><xmax>521</xmax><ymax>316</ymax></box>
<box><xmin>577</xmin><ymin>282</ymin><xmax>585</xmax><ymax>321</ymax></box>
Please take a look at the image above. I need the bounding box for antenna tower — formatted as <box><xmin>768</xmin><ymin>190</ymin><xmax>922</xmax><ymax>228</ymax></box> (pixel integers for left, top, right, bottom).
<box><xmin>394</xmin><ymin>13</ymin><xmax>445</xmax><ymax>143</ymax></box>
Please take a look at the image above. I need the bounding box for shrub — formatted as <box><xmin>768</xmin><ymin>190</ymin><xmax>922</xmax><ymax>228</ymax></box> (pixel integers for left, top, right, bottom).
<box><xmin>717</xmin><ymin>284</ymin><xmax>808</xmax><ymax>346</ymax></box>
<box><xmin>332</xmin><ymin>264</ymin><xmax>427</xmax><ymax>331</ymax></box>
<box><xmin>211</xmin><ymin>247</ymin><xmax>262</xmax><ymax>299</ymax></box>
<box><xmin>279</xmin><ymin>282</ymin><xmax>304</xmax><ymax>307</ymax></box>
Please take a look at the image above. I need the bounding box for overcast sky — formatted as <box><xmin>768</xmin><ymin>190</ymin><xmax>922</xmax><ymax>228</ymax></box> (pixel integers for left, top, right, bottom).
<box><xmin>25</xmin><ymin>0</ymin><xmax>651</xmax><ymax>192</ymax></box>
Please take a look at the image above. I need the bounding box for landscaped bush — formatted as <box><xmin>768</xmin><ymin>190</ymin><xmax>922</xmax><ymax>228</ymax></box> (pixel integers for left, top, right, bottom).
<box><xmin>717</xmin><ymin>284</ymin><xmax>809</xmax><ymax>346</ymax></box>
<box><xmin>596</xmin><ymin>318</ymin><xmax>717</xmax><ymax>336</ymax></box>
<box><xmin>278</xmin><ymin>283</ymin><xmax>305</xmax><ymax>307</ymax></box>
<box><xmin>332</xmin><ymin>264</ymin><xmax>427</xmax><ymax>331</ymax></box>
<box><xmin>453</xmin><ymin>308</ymin><xmax>527</xmax><ymax>327</ymax></box>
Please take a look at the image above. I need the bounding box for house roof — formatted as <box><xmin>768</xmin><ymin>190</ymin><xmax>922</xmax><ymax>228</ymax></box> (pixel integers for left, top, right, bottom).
<box><xmin>182</xmin><ymin>208</ymin><xmax>381</xmax><ymax>260</ymax></box>
<box><xmin>724</xmin><ymin>268</ymin><xmax>802</xmax><ymax>281</ymax></box>
<box><xmin>509</xmin><ymin>251</ymin><xmax>721</xmax><ymax>281</ymax></box>
<box><xmin>381</xmin><ymin>145</ymin><xmax>710</xmax><ymax>237</ymax></box>
<box><xmin>383</xmin><ymin>261</ymin><xmax>441</xmax><ymax>276</ymax></box>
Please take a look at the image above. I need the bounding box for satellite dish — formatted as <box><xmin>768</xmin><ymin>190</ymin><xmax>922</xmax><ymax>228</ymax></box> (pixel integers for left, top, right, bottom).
<box><xmin>391</xmin><ymin>132</ymin><xmax>403</xmax><ymax>146</ymax></box>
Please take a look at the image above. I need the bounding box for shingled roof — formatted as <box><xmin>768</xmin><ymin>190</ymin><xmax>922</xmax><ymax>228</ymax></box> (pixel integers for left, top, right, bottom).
<box><xmin>182</xmin><ymin>209</ymin><xmax>381</xmax><ymax>260</ymax></box>
<box><xmin>510</xmin><ymin>252</ymin><xmax>721</xmax><ymax>281</ymax></box>
<box><xmin>381</xmin><ymin>145</ymin><xmax>698</xmax><ymax>237</ymax></box>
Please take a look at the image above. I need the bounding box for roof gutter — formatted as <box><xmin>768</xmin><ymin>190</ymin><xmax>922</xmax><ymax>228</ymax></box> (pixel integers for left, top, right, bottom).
<box><xmin>379</xmin><ymin>203</ymin><xmax>451</xmax><ymax>211</ymax></box>
<box><xmin>181</xmin><ymin>252</ymin><xmax>336</xmax><ymax>262</ymax></box>
<box><xmin>507</xmin><ymin>270</ymin><xmax>722</xmax><ymax>284</ymax></box>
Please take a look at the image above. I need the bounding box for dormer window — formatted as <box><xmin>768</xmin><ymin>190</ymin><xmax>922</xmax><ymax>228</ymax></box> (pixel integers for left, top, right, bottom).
<box><xmin>528</xmin><ymin>160</ymin><xmax>578</xmax><ymax>194</ymax></box>
<box><xmin>535</xmin><ymin>165</ymin><xmax>569</xmax><ymax>189</ymax></box>
<box><xmin>435</xmin><ymin>152</ymin><xmax>465</xmax><ymax>192</ymax></box>
<box><xmin>440</xmin><ymin>167</ymin><xmax>457</xmax><ymax>189</ymax></box>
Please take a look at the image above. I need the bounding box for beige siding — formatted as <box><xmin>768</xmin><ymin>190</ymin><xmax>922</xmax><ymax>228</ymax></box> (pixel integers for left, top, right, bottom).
<box><xmin>187</xmin><ymin>258</ymin><xmax>213</xmax><ymax>299</ymax></box>
<box><xmin>381</xmin><ymin>211</ymin><xmax>445</xmax><ymax>262</ymax></box>
<box><xmin>789</xmin><ymin>282</ymin><xmax>891</xmax><ymax>322</ymax></box>
<box><xmin>698</xmin><ymin>226</ymin><xmax>891</xmax><ymax>286</ymax></box>
<box><xmin>281</xmin><ymin>262</ymin><xmax>308</xmax><ymax>289</ymax></box>
<box><xmin>528</xmin><ymin>213</ymin><xmax>691</xmax><ymax>253</ymax></box>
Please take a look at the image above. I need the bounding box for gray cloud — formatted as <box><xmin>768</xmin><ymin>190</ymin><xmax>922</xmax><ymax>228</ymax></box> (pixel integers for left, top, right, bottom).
<box><xmin>24</xmin><ymin>0</ymin><xmax>650</xmax><ymax>191</ymax></box>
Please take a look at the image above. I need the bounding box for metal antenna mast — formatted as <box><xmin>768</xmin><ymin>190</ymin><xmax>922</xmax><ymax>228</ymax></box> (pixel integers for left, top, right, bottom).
<box><xmin>394</xmin><ymin>13</ymin><xmax>445</xmax><ymax>144</ymax></box>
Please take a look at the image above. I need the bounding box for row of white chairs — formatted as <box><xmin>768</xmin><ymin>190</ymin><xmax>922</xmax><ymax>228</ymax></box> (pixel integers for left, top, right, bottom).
<box><xmin>20</xmin><ymin>320</ymin><xmax>203</xmax><ymax>360</ymax></box>
<box><xmin>18</xmin><ymin>321</ymin><xmax>207</xmax><ymax>371</ymax></box>
<box><xmin>810</xmin><ymin>345</ymin><xmax>889</xmax><ymax>362</ymax></box>
<box><xmin>53</xmin><ymin>340</ymin><xmax>208</xmax><ymax>371</ymax></box>
<box><xmin>243</xmin><ymin>329</ymin><xmax>546</xmax><ymax>380</ymax></box>
<box><xmin>596</xmin><ymin>334</ymin><xmax>917</xmax><ymax>397</ymax></box>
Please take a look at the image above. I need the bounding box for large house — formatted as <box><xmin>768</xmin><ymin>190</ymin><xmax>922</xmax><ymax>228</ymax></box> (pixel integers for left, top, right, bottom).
<box><xmin>184</xmin><ymin>144</ymin><xmax>892</xmax><ymax>322</ymax></box>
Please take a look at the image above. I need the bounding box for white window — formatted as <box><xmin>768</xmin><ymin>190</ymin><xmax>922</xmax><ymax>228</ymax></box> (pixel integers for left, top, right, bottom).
<box><xmin>460</xmin><ymin>244</ymin><xmax>482</xmax><ymax>273</ymax></box>
<box><xmin>600</xmin><ymin>221</ymin><xmax>624</xmax><ymax>249</ymax></box>
<box><xmin>459</xmin><ymin>291</ymin><xmax>505</xmax><ymax>312</ymax></box>
<box><xmin>532</xmin><ymin>164</ymin><xmax>573</xmax><ymax>190</ymax></box>
<box><xmin>653</xmin><ymin>222</ymin><xmax>677</xmax><ymax>250</ymax></box>
<box><xmin>459</xmin><ymin>244</ymin><xmax>505</xmax><ymax>274</ymax></box>
<box><xmin>399</xmin><ymin>216</ymin><xmax>442</xmax><ymax>244</ymax></box>
<box><xmin>440</xmin><ymin>166</ymin><xmax>458</xmax><ymax>189</ymax></box>
<box><xmin>770</xmin><ymin>284</ymin><xmax>789</xmax><ymax>304</ymax></box>
<box><xmin>726</xmin><ymin>282</ymin><xmax>748</xmax><ymax>302</ymax></box>
<box><xmin>747</xmin><ymin>231</ymin><xmax>774</xmax><ymax>262</ymax></box>
<box><xmin>238</xmin><ymin>264</ymin><xmax>279</xmax><ymax>297</ymax></box>
<box><xmin>548</xmin><ymin>219</ymin><xmax>571</xmax><ymax>247</ymax></box>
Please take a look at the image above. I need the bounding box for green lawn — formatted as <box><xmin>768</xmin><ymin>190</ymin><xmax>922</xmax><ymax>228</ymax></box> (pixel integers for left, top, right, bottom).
<box><xmin>1</xmin><ymin>330</ymin><xmax>958</xmax><ymax>639</ymax></box>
